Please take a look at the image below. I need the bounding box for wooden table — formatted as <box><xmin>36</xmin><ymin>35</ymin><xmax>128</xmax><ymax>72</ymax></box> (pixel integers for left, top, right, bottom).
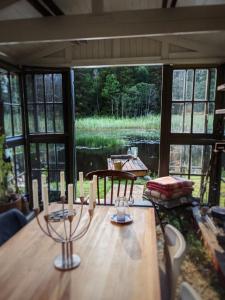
<box><xmin>0</xmin><ymin>205</ymin><xmax>161</xmax><ymax>300</ymax></box>
<box><xmin>107</xmin><ymin>157</ymin><xmax>148</xmax><ymax>177</ymax></box>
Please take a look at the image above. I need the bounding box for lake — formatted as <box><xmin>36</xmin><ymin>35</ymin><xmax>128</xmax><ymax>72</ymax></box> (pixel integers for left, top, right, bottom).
<box><xmin>76</xmin><ymin>128</ymin><xmax>160</xmax><ymax>177</ymax></box>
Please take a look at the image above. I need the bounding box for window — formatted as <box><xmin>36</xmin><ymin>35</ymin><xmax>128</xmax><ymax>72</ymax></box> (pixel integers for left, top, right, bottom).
<box><xmin>26</xmin><ymin>74</ymin><xmax>64</xmax><ymax>134</ymax></box>
<box><xmin>5</xmin><ymin>145</ymin><xmax>26</xmax><ymax>194</ymax></box>
<box><xmin>171</xmin><ymin>68</ymin><xmax>216</xmax><ymax>134</ymax></box>
<box><xmin>30</xmin><ymin>143</ymin><xmax>65</xmax><ymax>200</ymax></box>
<box><xmin>169</xmin><ymin>144</ymin><xmax>211</xmax><ymax>199</ymax></box>
<box><xmin>0</xmin><ymin>69</ymin><xmax>23</xmax><ymax>137</ymax></box>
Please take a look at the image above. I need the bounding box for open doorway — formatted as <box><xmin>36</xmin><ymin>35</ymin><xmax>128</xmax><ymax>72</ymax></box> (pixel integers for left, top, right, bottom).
<box><xmin>74</xmin><ymin>65</ymin><xmax>162</xmax><ymax>181</ymax></box>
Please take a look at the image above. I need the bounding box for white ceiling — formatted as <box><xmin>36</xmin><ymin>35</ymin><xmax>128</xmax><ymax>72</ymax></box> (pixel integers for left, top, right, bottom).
<box><xmin>0</xmin><ymin>0</ymin><xmax>225</xmax><ymax>67</ymax></box>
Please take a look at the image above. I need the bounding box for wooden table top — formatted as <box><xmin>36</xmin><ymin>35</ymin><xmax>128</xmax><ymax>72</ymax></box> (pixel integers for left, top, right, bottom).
<box><xmin>0</xmin><ymin>205</ymin><xmax>161</xmax><ymax>300</ymax></box>
<box><xmin>107</xmin><ymin>157</ymin><xmax>148</xmax><ymax>177</ymax></box>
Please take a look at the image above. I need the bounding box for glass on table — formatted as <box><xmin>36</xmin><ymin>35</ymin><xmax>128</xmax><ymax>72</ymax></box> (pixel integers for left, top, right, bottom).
<box><xmin>115</xmin><ymin>197</ymin><xmax>129</xmax><ymax>222</ymax></box>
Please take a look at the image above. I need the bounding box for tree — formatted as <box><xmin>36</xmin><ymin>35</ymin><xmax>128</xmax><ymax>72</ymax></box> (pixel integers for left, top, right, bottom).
<box><xmin>101</xmin><ymin>74</ymin><xmax>120</xmax><ymax>117</ymax></box>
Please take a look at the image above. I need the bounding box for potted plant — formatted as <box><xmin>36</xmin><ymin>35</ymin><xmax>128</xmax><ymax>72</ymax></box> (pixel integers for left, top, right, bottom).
<box><xmin>0</xmin><ymin>134</ymin><xmax>22</xmax><ymax>213</ymax></box>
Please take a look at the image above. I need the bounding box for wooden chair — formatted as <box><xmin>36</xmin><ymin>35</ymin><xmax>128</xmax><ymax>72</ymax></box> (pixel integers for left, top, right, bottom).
<box><xmin>164</xmin><ymin>224</ymin><xmax>186</xmax><ymax>300</ymax></box>
<box><xmin>85</xmin><ymin>170</ymin><xmax>137</xmax><ymax>205</ymax></box>
<box><xmin>180</xmin><ymin>282</ymin><xmax>201</xmax><ymax>300</ymax></box>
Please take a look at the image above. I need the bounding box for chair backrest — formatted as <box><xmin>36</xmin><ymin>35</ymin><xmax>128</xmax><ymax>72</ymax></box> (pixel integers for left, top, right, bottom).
<box><xmin>0</xmin><ymin>208</ymin><xmax>27</xmax><ymax>246</ymax></box>
<box><xmin>164</xmin><ymin>224</ymin><xmax>186</xmax><ymax>300</ymax></box>
<box><xmin>180</xmin><ymin>282</ymin><xmax>202</xmax><ymax>300</ymax></box>
<box><xmin>85</xmin><ymin>170</ymin><xmax>137</xmax><ymax>205</ymax></box>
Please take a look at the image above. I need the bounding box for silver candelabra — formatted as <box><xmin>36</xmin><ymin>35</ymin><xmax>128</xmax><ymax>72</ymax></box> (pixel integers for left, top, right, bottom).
<box><xmin>34</xmin><ymin>196</ymin><xmax>94</xmax><ymax>271</ymax></box>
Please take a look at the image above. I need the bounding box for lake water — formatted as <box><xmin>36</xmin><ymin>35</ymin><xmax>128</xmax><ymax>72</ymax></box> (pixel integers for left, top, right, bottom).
<box><xmin>76</xmin><ymin>129</ymin><xmax>160</xmax><ymax>177</ymax></box>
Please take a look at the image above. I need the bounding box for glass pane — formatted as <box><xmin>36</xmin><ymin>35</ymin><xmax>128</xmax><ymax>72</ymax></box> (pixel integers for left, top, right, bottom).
<box><xmin>220</xmin><ymin>153</ymin><xmax>225</xmax><ymax>207</ymax></box>
<box><xmin>184</xmin><ymin>103</ymin><xmax>192</xmax><ymax>133</ymax></box>
<box><xmin>208</xmin><ymin>102</ymin><xmax>215</xmax><ymax>134</ymax></box>
<box><xmin>56</xmin><ymin>144</ymin><xmax>65</xmax><ymax>168</ymax></box>
<box><xmin>171</xmin><ymin>103</ymin><xmax>183</xmax><ymax>133</ymax></box>
<box><xmin>37</xmin><ymin>105</ymin><xmax>46</xmax><ymax>132</ymax></box>
<box><xmin>209</xmin><ymin>68</ymin><xmax>217</xmax><ymax>102</ymax></box>
<box><xmin>194</xmin><ymin>69</ymin><xmax>208</xmax><ymax>101</ymax></box>
<box><xmin>0</xmin><ymin>72</ymin><xmax>10</xmax><ymax>103</ymax></box>
<box><xmin>15</xmin><ymin>146</ymin><xmax>26</xmax><ymax>193</ymax></box>
<box><xmin>28</xmin><ymin>105</ymin><xmax>35</xmax><ymax>133</ymax></box>
<box><xmin>3</xmin><ymin>104</ymin><xmax>12</xmax><ymax>136</ymax></box>
<box><xmin>55</xmin><ymin>104</ymin><xmax>64</xmax><ymax>132</ymax></box>
<box><xmin>10</xmin><ymin>73</ymin><xmax>21</xmax><ymax>104</ymax></box>
<box><xmin>35</xmin><ymin>75</ymin><xmax>44</xmax><ymax>103</ymax></box>
<box><xmin>12</xmin><ymin>106</ymin><xmax>23</xmax><ymax>135</ymax></box>
<box><xmin>39</xmin><ymin>144</ymin><xmax>47</xmax><ymax>169</ymax></box>
<box><xmin>46</xmin><ymin>104</ymin><xmax>54</xmax><ymax>132</ymax></box>
<box><xmin>185</xmin><ymin>69</ymin><xmax>194</xmax><ymax>101</ymax></box>
<box><xmin>53</xmin><ymin>74</ymin><xmax>63</xmax><ymax>103</ymax></box>
<box><xmin>48</xmin><ymin>144</ymin><xmax>56</xmax><ymax>169</ymax></box>
<box><xmin>191</xmin><ymin>145</ymin><xmax>204</xmax><ymax>174</ymax></box>
<box><xmin>26</xmin><ymin>74</ymin><xmax>34</xmax><ymax>103</ymax></box>
<box><xmin>172</xmin><ymin>70</ymin><xmax>185</xmax><ymax>101</ymax></box>
<box><xmin>193</xmin><ymin>103</ymin><xmax>205</xmax><ymax>133</ymax></box>
<box><xmin>49</xmin><ymin>171</ymin><xmax>59</xmax><ymax>191</ymax></box>
<box><xmin>169</xmin><ymin>145</ymin><xmax>190</xmax><ymax>174</ymax></box>
<box><xmin>44</xmin><ymin>74</ymin><xmax>53</xmax><ymax>103</ymax></box>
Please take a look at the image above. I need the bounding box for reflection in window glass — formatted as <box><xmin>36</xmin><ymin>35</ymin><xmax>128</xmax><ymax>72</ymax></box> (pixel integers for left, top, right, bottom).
<box><xmin>169</xmin><ymin>144</ymin><xmax>211</xmax><ymax>198</ymax></box>
<box><xmin>1</xmin><ymin>72</ymin><xmax>10</xmax><ymax>103</ymax></box>
<box><xmin>10</xmin><ymin>74</ymin><xmax>21</xmax><ymax>104</ymax></box>
<box><xmin>12</xmin><ymin>106</ymin><xmax>22</xmax><ymax>135</ymax></box>
<box><xmin>171</xmin><ymin>68</ymin><xmax>216</xmax><ymax>134</ymax></box>
<box><xmin>3</xmin><ymin>104</ymin><xmax>12</xmax><ymax>136</ymax></box>
<box><xmin>26</xmin><ymin>73</ymin><xmax>64</xmax><ymax>134</ymax></box>
<box><xmin>172</xmin><ymin>70</ymin><xmax>185</xmax><ymax>101</ymax></box>
<box><xmin>169</xmin><ymin>145</ymin><xmax>189</xmax><ymax>174</ymax></box>
<box><xmin>209</xmin><ymin>68</ymin><xmax>217</xmax><ymax>102</ymax></box>
<box><xmin>15</xmin><ymin>146</ymin><xmax>26</xmax><ymax>193</ymax></box>
<box><xmin>194</xmin><ymin>69</ymin><xmax>208</xmax><ymax>101</ymax></box>
<box><xmin>1</xmin><ymin>70</ymin><xmax>23</xmax><ymax>137</ymax></box>
<box><xmin>185</xmin><ymin>69</ymin><xmax>194</xmax><ymax>100</ymax></box>
<box><xmin>5</xmin><ymin>146</ymin><xmax>26</xmax><ymax>193</ymax></box>
<box><xmin>54</xmin><ymin>74</ymin><xmax>63</xmax><ymax>103</ymax></box>
<box><xmin>171</xmin><ymin>103</ymin><xmax>183</xmax><ymax>133</ymax></box>
<box><xmin>55</xmin><ymin>104</ymin><xmax>64</xmax><ymax>132</ymax></box>
<box><xmin>26</xmin><ymin>74</ymin><xmax>34</xmax><ymax>102</ymax></box>
<box><xmin>35</xmin><ymin>75</ymin><xmax>44</xmax><ymax>103</ymax></box>
<box><xmin>30</xmin><ymin>143</ymin><xmax>65</xmax><ymax>201</ymax></box>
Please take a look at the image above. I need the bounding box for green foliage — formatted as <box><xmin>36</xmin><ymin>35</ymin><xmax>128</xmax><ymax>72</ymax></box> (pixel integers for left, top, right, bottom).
<box><xmin>75</xmin><ymin>65</ymin><xmax>162</xmax><ymax>118</ymax></box>
<box><xmin>76</xmin><ymin>115</ymin><xmax>161</xmax><ymax>131</ymax></box>
<box><xmin>0</xmin><ymin>134</ymin><xmax>15</xmax><ymax>202</ymax></box>
<box><xmin>76</xmin><ymin>133</ymin><xmax>124</xmax><ymax>149</ymax></box>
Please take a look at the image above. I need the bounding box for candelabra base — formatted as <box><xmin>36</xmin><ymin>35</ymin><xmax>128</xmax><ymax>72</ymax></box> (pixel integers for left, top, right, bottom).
<box><xmin>54</xmin><ymin>254</ymin><xmax>81</xmax><ymax>270</ymax></box>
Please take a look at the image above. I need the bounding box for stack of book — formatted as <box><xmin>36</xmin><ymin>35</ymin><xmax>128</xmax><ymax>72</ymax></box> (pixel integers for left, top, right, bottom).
<box><xmin>146</xmin><ymin>176</ymin><xmax>194</xmax><ymax>201</ymax></box>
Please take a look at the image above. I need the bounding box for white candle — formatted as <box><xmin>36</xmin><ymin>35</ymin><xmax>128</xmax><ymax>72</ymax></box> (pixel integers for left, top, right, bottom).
<box><xmin>68</xmin><ymin>184</ymin><xmax>73</xmax><ymax>211</ymax></box>
<box><xmin>43</xmin><ymin>184</ymin><xmax>49</xmax><ymax>215</ymax></box>
<box><xmin>93</xmin><ymin>175</ymin><xmax>97</xmax><ymax>204</ymax></box>
<box><xmin>41</xmin><ymin>174</ymin><xmax>46</xmax><ymax>203</ymax></box>
<box><xmin>79</xmin><ymin>172</ymin><xmax>84</xmax><ymax>198</ymax></box>
<box><xmin>89</xmin><ymin>181</ymin><xmax>94</xmax><ymax>210</ymax></box>
<box><xmin>32</xmin><ymin>179</ymin><xmax>39</xmax><ymax>209</ymax></box>
<box><xmin>60</xmin><ymin>171</ymin><xmax>65</xmax><ymax>197</ymax></box>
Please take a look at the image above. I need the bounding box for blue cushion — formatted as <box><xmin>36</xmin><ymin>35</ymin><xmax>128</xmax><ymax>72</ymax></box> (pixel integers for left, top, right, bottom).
<box><xmin>0</xmin><ymin>208</ymin><xmax>27</xmax><ymax>246</ymax></box>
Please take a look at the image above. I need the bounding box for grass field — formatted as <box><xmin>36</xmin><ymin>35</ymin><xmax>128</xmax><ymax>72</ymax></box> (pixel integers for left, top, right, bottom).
<box><xmin>76</xmin><ymin>115</ymin><xmax>161</xmax><ymax>131</ymax></box>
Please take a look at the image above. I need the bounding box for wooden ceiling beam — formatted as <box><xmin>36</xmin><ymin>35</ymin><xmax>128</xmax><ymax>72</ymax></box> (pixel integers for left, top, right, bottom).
<box><xmin>0</xmin><ymin>5</ymin><xmax>225</xmax><ymax>45</ymax></box>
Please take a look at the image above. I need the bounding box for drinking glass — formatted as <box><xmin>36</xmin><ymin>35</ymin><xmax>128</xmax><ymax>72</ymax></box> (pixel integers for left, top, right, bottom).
<box><xmin>131</xmin><ymin>147</ymin><xmax>138</xmax><ymax>159</ymax></box>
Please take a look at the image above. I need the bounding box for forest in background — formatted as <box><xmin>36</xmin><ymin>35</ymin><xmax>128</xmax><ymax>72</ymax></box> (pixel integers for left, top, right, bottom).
<box><xmin>74</xmin><ymin>65</ymin><xmax>162</xmax><ymax>118</ymax></box>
